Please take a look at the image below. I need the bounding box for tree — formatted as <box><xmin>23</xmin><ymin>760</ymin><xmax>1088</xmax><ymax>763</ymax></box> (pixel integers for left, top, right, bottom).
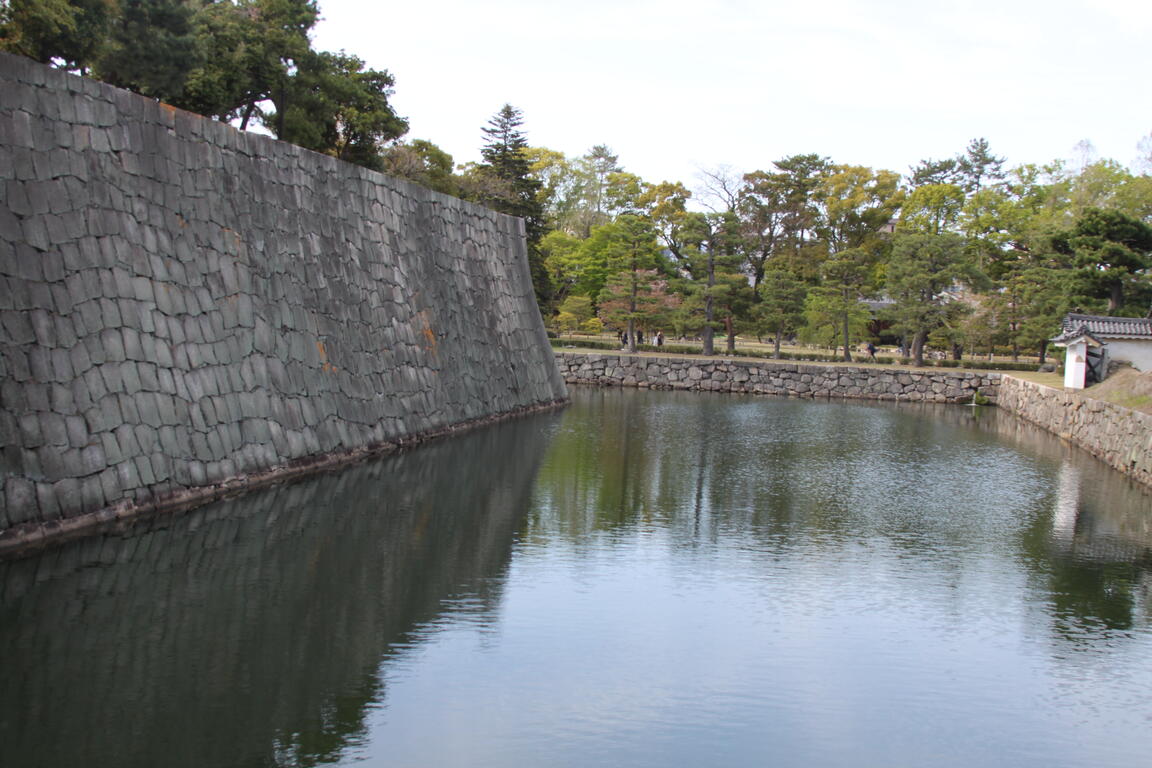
<box><xmin>589</xmin><ymin>215</ymin><xmax>668</xmax><ymax>352</ymax></box>
<box><xmin>813</xmin><ymin>165</ymin><xmax>903</xmax><ymax>360</ymax></box>
<box><xmin>885</xmin><ymin>233</ymin><xmax>979</xmax><ymax>366</ymax></box>
<box><xmin>817</xmin><ymin>165</ymin><xmax>904</xmax><ymax>255</ymax></box>
<box><xmin>572</xmin><ymin>145</ymin><xmax>622</xmax><ymax>236</ymax></box>
<box><xmin>987</xmin><ymin>259</ymin><xmax>1073</xmax><ymax>361</ymax></box>
<box><xmin>539</xmin><ymin>229</ymin><xmax>588</xmax><ymax>304</ymax></box>
<box><xmin>174</xmin><ymin>0</ymin><xmax>318</xmax><ymax>126</ymax></box>
<box><xmin>802</xmin><ymin>284</ymin><xmax>871</xmax><ymax>357</ymax></box>
<box><xmin>956</xmin><ymin>137</ymin><xmax>1006</xmax><ymax>194</ymax></box>
<box><xmin>738</xmin><ymin>170</ymin><xmax>790</xmax><ymax>294</ymax></box>
<box><xmin>908</xmin><ymin>157</ymin><xmax>961</xmax><ymax>188</ymax></box>
<box><xmin>263</xmin><ymin>50</ymin><xmax>407</xmax><ymax>171</ymax></box>
<box><xmin>637</xmin><ymin>180</ymin><xmax>696</xmax><ymax>264</ymax></box>
<box><xmin>813</xmin><ymin>247</ymin><xmax>876</xmax><ymax>361</ymax></box>
<box><xmin>686</xmin><ymin>212</ymin><xmax>744</xmax><ymax>356</ymax></box>
<box><xmin>773</xmin><ymin>153</ymin><xmax>832</xmax><ymax>279</ymax></box>
<box><xmin>899</xmin><ymin>184</ymin><xmax>965</xmax><ymax>235</ymax></box>
<box><xmin>1055</xmin><ymin>207</ymin><xmax>1152</xmax><ymax>313</ymax></box>
<box><xmin>96</xmin><ymin>0</ymin><xmax>199</xmax><ymax>101</ymax></box>
<box><xmin>468</xmin><ymin>104</ymin><xmax>551</xmax><ymax>311</ymax></box>
<box><xmin>382</xmin><ymin>139</ymin><xmax>457</xmax><ymax>195</ymax></box>
<box><xmin>1136</xmin><ymin>131</ymin><xmax>1152</xmax><ymax>175</ymax></box>
<box><xmin>0</xmin><ymin>0</ymin><xmax>116</xmax><ymax>71</ymax></box>
<box><xmin>754</xmin><ymin>269</ymin><xmax>807</xmax><ymax>358</ymax></box>
<box><xmin>556</xmin><ymin>295</ymin><xmax>595</xmax><ymax>328</ymax></box>
<box><xmin>524</xmin><ymin>146</ymin><xmax>580</xmax><ymax>231</ymax></box>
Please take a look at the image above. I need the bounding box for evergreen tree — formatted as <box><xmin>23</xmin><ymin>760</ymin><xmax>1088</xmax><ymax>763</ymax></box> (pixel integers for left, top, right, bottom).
<box><xmin>1054</xmin><ymin>207</ymin><xmax>1152</xmax><ymax>313</ymax></box>
<box><xmin>885</xmin><ymin>233</ymin><xmax>980</xmax><ymax>366</ymax></box>
<box><xmin>474</xmin><ymin>104</ymin><xmax>551</xmax><ymax>311</ymax></box>
<box><xmin>174</xmin><ymin>0</ymin><xmax>318</xmax><ymax>126</ymax></box>
<box><xmin>908</xmin><ymin>157</ymin><xmax>961</xmax><ymax>188</ymax></box>
<box><xmin>956</xmin><ymin>138</ymin><xmax>1006</xmax><ymax>194</ymax></box>
<box><xmin>754</xmin><ymin>269</ymin><xmax>807</xmax><ymax>358</ymax></box>
<box><xmin>265</xmin><ymin>50</ymin><xmax>407</xmax><ymax>171</ymax></box>
<box><xmin>0</xmin><ymin>0</ymin><xmax>116</xmax><ymax>71</ymax></box>
<box><xmin>96</xmin><ymin>0</ymin><xmax>198</xmax><ymax>101</ymax></box>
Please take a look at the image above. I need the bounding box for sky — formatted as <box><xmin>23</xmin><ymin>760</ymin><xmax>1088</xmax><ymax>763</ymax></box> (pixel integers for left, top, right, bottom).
<box><xmin>311</xmin><ymin>0</ymin><xmax>1151</xmax><ymax>192</ymax></box>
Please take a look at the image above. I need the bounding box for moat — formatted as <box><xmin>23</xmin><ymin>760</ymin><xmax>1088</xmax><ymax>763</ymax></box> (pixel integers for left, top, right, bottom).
<box><xmin>2</xmin><ymin>387</ymin><xmax>1150</xmax><ymax>767</ymax></box>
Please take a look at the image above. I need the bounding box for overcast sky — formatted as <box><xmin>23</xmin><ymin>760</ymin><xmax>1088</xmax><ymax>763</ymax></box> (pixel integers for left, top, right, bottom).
<box><xmin>312</xmin><ymin>0</ymin><xmax>1151</xmax><ymax>190</ymax></box>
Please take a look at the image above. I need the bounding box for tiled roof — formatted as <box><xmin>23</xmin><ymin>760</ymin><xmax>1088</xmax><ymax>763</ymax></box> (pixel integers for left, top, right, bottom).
<box><xmin>1050</xmin><ymin>325</ymin><xmax>1103</xmax><ymax>346</ymax></box>
<box><xmin>1059</xmin><ymin>313</ymin><xmax>1152</xmax><ymax>340</ymax></box>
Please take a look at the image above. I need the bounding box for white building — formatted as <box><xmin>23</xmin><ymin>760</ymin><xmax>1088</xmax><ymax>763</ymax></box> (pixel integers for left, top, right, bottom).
<box><xmin>1051</xmin><ymin>313</ymin><xmax>1152</xmax><ymax>389</ymax></box>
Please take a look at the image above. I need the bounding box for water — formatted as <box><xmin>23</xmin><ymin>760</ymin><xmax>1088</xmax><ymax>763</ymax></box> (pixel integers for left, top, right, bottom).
<box><xmin>2</xmin><ymin>387</ymin><xmax>1151</xmax><ymax>767</ymax></box>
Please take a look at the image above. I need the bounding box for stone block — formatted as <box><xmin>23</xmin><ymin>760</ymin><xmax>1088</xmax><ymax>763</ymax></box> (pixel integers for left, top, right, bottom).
<box><xmin>50</xmin><ymin>348</ymin><xmax>73</xmax><ymax>383</ymax></box>
<box><xmin>113</xmin><ymin>422</ymin><xmax>140</xmax><ymax>457</ymax></box>
<box><xmin>1</xmin><ymin>310</ymin><xmax>36</xmax><ymax>345</ymax></box>
<box><xmin>40</xmin><ymin>412</ymin><xmax>69</xmax><ymax>447</ymax></box>
<box><xmin>134</xmin><ymin>454</ymin><xmax>155</xmax><ymax>486</ymax></box>
<box><xmin>98</xmin><ymin>467</ymin><xmax>121</xmax><ymax>504</ymax></box>
<box><xmin>52</xmin><ymin>477</ymin><xmax>81</xmax><ymax>516</ymax></box>
<box><xmin>4</xmin><ymin>476</ymin><xmax>37</xmax><ymax>525</ymax></box>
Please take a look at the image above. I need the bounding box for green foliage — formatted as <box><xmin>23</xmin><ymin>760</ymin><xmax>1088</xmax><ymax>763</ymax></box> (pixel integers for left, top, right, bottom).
<box><xmin>816</xmin><ymin>165</ymin><xmax>904</xmax><ymax>254</ymax></box>
<box><xmin>0</xmin><ymin>0</ymin><xmax>115</xmax><ymax>69</ymax></box>
<box><xmin>554</xmin><ymin>311</ymin><xmax>580</xmax><ymax>333</ymax></box>
<box><xmin>174</xmin><ymin>0</ymin><xmax>318</xmax><ymax>124</ymax></box>
<box><xmin>908</xmin><ymin>157</ymin><xmax>960</xmax><ymax>188</ymax></box>
<box><xmin>590</xmin><ymin>215</ymin><xmax>673</xmax><ymax>349</ymax></box>
<box><xmin>474</xmin><ymin>104</ymin><xmax>544</xmax><ymax>230</ymax></box>
<box><xmin>559</xmin><ymin>295</ymin><xmax>594</xmax><ymax>319</ymax></box>
<box><xmin>580</xmin><ymin>317</ymin><xmax>604</xmax><ymax>335</ymax></box>
<box><xmin>265</xmin><ymin>50</ymin><xmax>407</xmax><ymax>171</ymax></box>
<box><xmin>525</xmin><ymin>146</ymin><xmax>580</xmax><ymax>230</ymax></box>
<box><xmin>1054</xmin><ymin>207</ymin><xmax>1152</xmax><ymax>313</ymax></box>
<box><xmin>382</xmin><ymin>140</ymin><xmax>457</xmax><ymax>195</ymax></box>
<box><xmin>96</xmin><ymin>0</ymin><xmax>199</xmax><ymax>100</ymax></box>
<box><xmin>802</xmin><ymin>285</ymin><xmax>871</xmax><ymax>354</ymax></box>
<box><xmin>753</xmin><ymin>269</ymin><xmax>807</xmax><ymax>356</ymax></box>
<box><xmin>899</xmin><ymin>184</ymin><xmax>965</xmax><ymax>234</ymax></box>
<box><xmin>467</xmin><ymin>104</ymin><xmax>551</xmax><ymax>310</ymax></box>
<box><xmin>956</xmin><ymin>138</ymin><xmax>1006</xmax><ymax>193</ymax></box>
<box><xmin>885</xmin><ymin>232</ymin><xmax>978</xmax><ymax>365</ymax></box>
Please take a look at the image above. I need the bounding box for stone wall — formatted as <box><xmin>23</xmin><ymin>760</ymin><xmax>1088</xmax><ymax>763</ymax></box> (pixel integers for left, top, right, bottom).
<box><xmin>555</xmin><ymin>352</ymin><xmax>1000</xmax><ymax>403</ymax></box>
<box><xmin>0</xmin><ymin>410</ymin><xmax>556</xmax><ymax>767</ymax></box>
<box><xmin>557</xmin><ymin>351</ymin><xmax>1152</xmax><ymax>489</ymax></box>
<box><xmin>997</xmin><ymin>375</ymin><xmax>1152</xmax><ymax>487</ymax></box>
<box><xmin>0</xmin><ymin>53</ymin><xmax>567</xmax><ymax>547</ymax></box>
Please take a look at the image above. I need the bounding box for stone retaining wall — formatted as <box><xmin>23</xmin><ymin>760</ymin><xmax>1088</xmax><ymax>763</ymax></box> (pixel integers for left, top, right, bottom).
<box><xmin>0</xmin><ymin>54</ymin><xmax>567</xmax><ymax>549</ymax></box>
<box><xmin>555</xmin><ymin>352</ymin><xmax>1000</xmax><ymax>403</ymax></box>
<box><xmin>557</xmin><ymin>351</ymin><xmax>1151</xmax><ymax>489</ymax></box>
<box><xmin>997</xmin><ymin>375</ymin><xmax>1152</xmax><ymax>487</ymax></box>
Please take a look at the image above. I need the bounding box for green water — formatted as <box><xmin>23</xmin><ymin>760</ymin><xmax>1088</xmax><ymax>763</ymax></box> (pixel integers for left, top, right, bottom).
<box><xmin>2</xmin><ymin>387</ymin><xmax>1151</xmax><ymax>767</ymax></box>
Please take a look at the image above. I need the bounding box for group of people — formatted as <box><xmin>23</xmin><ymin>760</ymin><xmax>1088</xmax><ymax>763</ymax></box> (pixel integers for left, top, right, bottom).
<box><xmin>620</xmin><ymin>330</ymin><xmax>664</xmax><ymax>348</ymax></box>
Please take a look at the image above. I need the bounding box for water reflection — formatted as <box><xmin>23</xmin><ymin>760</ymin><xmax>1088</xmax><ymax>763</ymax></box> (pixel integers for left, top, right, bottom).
<box><xmin>3</xmin><ymin>388</ymin><xmax>1151</xmax><ymax>767</ymax></box>
<box><xmin>0</xmin><ymin>411</ymin><xmax>561</xmax><ymax>768</ymax></box>
<box><xmin>531</xmin><ymin>389</ymin><xmax>1152</xmax><ymax>637</ymax></box>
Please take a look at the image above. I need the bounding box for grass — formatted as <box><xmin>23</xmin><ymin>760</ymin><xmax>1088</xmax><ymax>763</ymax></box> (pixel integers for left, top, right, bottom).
<box><xmin>1001</xmin><ymin>370</ymin><xmax>1065</xmax><ymax>388</ymax></box>
<box><xmin>1082</xmin><ymin>368</ymin><xmax>1152</xmax><ymax>415</ymax></box>
<box><xmin>555</xmin><ymin>334</ymin><xmax>1050</xmax><ymax>376</ymax></box>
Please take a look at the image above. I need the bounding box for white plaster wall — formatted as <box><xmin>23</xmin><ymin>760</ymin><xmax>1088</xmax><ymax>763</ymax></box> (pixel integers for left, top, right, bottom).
<box><xmin>1063</xmin><ymin>341</ymin><xmax>1088</xmax><ymax>388</ymax></box>
<box><xmin>1104</xmin><ymin>340</ymin><xmax>1152</xmax><ymax>371</ymax></box>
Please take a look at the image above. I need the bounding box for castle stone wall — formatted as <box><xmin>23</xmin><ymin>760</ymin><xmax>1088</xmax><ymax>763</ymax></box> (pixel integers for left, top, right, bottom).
<box><xmin>0</xmin><ymin>54</ymin><xmax>567</xmax><ymax>548</ymax></box>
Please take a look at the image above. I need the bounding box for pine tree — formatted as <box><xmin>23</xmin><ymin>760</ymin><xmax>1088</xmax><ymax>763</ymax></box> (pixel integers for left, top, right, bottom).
<box><xmin>475</xmin><ymin>104</ymin><xmax>552</xmax><ymax>311</ymax></box>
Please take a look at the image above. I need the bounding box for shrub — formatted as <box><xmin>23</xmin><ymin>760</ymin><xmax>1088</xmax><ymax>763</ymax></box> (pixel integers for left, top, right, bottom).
<box><xmin>580</xmin><ymin>318</ymin><xmax>605</xmax><ymax>335</ymax></box>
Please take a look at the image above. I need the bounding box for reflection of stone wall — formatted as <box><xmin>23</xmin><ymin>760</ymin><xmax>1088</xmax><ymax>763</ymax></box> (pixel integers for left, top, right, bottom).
<box><xmin>0</xmin><ymin>54</ymin><xmax>567</xmax><ymax>546</ymax></box>
<box><xmin>998</xmin><ymin>375</ymin><xmax>1152</xmax><ymax>488</ymax></box>
<box><xmin>0</xmin><ymin>410</ymin><xmax>559</xmax><ymax>768</ymax></box>
<box><xmin>555</xmin><ymin>352</ymin><xmax>999</xmax><ymax>403</ymax></box>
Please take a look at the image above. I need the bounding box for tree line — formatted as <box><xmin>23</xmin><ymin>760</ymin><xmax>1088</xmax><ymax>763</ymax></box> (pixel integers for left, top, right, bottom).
<box><xmin>481</xmin><ymin>128</ymin><xmax>1152</xmax><ymax>367</ymax></box>
<box><xmin>5</xmin><ymin>2</ymin><xmax>1152</xmax><ymax>366</ymax></box>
